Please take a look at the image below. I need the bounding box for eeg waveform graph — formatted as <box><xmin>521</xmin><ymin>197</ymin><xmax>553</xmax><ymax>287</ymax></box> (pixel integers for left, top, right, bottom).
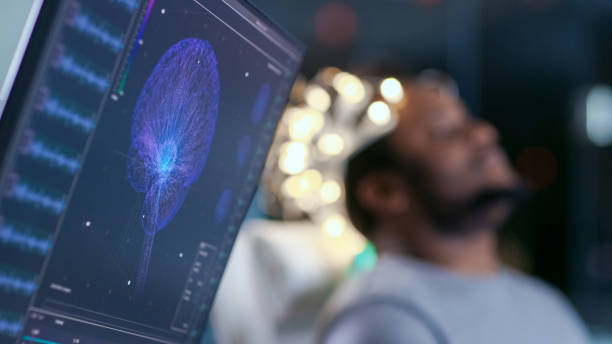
<box><xmin>0</xmin><ymin>312</ymin><xmax>21</xmax><ymax>338</ymax></box>
<box><xmin>11</xmin><ymin>180</ymin><xmax>66</xmax><ymax>215</ymax></box>
<box><xmin>39</xmin><ymin>94</ymin><xmax>95</xmax><ymax>133</ymax></box>
<box><xmin>0</xmin><ymin>266</ymin><xmax>37</xmax><ymax>296</ymax></box>
<box><xmin>109</xmin><ymin>0</ymin><xmax>140</xmax><ymax>13</ymax></box>
<box><xmin>0</xmin><ymin>222</ymin><xmax>51</xmax><ymax>255</ymax></box>
<box><xmin>55</xmin><ymin>52</ymin><xmax>109</xmax><ymax>93</ymax></box>
<box><xmin>25</xmin><ymin>137</ymin><xmax>81</xmax><ymax>174</ymax></box>
<box><xmin>70</xmin><ymin>8</ymin><xmax>124</xmax><ymax>53</ymax></box>
<box><xmin>127</xmin><ymin>38</ymin><xmax>220</xmax><ymax>290</ymax></box>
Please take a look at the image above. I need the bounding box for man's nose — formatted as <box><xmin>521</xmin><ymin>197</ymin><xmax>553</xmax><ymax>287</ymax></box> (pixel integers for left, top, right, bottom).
<box><xmin>467</xmin><ymin>120</ymin><xmax>499</xmax><ymax>147</ymax></box>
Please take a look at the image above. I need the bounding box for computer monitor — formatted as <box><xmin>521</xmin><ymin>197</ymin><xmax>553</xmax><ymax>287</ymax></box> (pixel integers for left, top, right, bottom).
<box><xmin>0</xmin><ymin>0</ymin><xmax>304</xmax><ymax>343</ymax></box>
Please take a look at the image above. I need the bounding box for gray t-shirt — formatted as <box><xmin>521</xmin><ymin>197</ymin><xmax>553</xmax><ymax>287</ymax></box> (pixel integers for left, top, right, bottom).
<box><xmin>318</xmin><ymin>254</ymin><xmax>590</xmax><ymax>344</ymax></box>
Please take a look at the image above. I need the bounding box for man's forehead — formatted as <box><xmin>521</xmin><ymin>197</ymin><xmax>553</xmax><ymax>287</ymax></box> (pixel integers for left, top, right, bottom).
<box><xmin>397</xmin><ymin>84</ymin><xmax>465</xmax><ymax>124</ymax></box>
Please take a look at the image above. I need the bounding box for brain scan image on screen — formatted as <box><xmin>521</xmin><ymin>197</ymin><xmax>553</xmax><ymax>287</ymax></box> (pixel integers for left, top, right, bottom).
<box><xmin>127</xmin><ymin>38</ymin><xmax>220</xmax><ymax>290</ymax></box>
<box><xmin>9</xmin><ymin>0</ymin><xmax>303</xmax><ymax>341</ymax></box>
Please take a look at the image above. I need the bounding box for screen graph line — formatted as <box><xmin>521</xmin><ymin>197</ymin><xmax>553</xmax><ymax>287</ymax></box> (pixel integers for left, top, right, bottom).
<box><xmin>0</xmin><ymin>221</ymin><xmax>52</xmax><ymax>255</ymax></box>
<box><xmin>55</xmin><ymin>52</ymin><xmax>110</xmax><ymax>93</ymax></box>
<box><xmin>11</xmin><ymin>180</ymin><xmax>66</xmax><ymax>215</ymax></box>
<box><xmin>0</xmin><ymin>266</ymin><xmax>37</xmax><ymax>296</ymax></box>
<box><xmin>25</xmin><ymin>136</ymin><xmax>81</xmax><ymax>174</ymax></box>
<box><xmin>38</xmin><ymin>93</ymin><xmax>96</xmax><ymax>133</ymax></box>
<box><xmin>109</xmin><ymin>0</ymin><xmax>141</xmax><ymax>13</ymax></box>
<box><xmin>0</xmin><ymin>312</ymin><xmax>21</xmax><ymax>338</ymax></box>
<box><xmin>70</xmin><ymin>9</ymin><xmax>124</xmax><ymax>53</ymax></box>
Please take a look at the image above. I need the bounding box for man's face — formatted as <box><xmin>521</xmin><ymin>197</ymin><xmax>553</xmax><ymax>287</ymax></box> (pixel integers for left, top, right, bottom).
<box><xmin>387</xmin><ymin>86</ymin><xmax>520</xmax><ymax>227</ymax></box>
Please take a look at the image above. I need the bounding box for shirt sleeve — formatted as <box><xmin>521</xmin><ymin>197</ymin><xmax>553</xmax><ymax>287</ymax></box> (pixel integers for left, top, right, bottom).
<box><xmin>322</xmin><ymin>303</ymin><xmax>440</xmax><ymax>344</ymax></box>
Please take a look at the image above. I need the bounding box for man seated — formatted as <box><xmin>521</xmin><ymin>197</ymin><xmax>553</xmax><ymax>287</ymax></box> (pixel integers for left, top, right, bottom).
<box><xmin>318</xmin><ymin>82</ymin><xmax>590</xmax><ymax>344</ymax></box>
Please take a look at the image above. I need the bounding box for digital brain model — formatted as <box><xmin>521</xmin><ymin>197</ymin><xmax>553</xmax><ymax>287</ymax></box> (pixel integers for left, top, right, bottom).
<box><xmin>127</xmin><ymin>38</ymin><xmax>220</xmax><ymax>290</ymax></box>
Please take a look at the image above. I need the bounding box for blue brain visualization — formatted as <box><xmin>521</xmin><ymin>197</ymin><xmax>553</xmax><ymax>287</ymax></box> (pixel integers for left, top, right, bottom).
<box><xmin>127</xmin><ymin>38</ymin><xmax>220</xmax><ymax>290</ymax></box>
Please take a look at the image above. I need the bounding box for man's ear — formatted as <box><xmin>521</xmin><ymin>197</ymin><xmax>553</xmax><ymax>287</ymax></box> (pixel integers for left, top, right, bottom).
<box><xmin>355</xmin><ymin>171</ymin><xmax>411</xmax><ymax>218</ymax></box>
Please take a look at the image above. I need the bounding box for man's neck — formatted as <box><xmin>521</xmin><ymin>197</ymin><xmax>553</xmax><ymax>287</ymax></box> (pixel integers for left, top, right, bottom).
<box><xmin>374</xmin><ymin>225</ymin><xmax>500</xmax><ymax>276</ymax></box>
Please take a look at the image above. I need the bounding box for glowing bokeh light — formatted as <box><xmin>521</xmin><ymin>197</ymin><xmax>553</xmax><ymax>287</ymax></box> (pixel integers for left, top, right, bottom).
<box><xmin>279</xmin><ymin>141</ymin><xmax>309</xmax><ymax>175</ymax></box>
<box><xmin>281</xmin><ymin>169</ymin><xmax>322</xmax><ymax>199</ymax></box>
<box><xmin>322</xmin><ymin>213</ymin><xmax>346</xmax><ymax>238</ymax></box>
<box><xmin>317</xmin><ymin>133</ymin><xmax>344</xmax><ymax>156</ymax></box>
<box><xmin>586</xmin><ymin>85</ymin><xmax>612</xmax><ymax>147</ymax></box>
<box><xmin>367</xmin><ymin>101</ymin><xmax>391</xmax><ymax>126</ymax></box>
<box><xmin>296</xmin><ymin>197</ymin><xmax>318</xmax><ymax>212</ymax></box>
<box><xmin>380</xmin><ymin>77</ymin><xmax>403</xmax><ymax>104</ymax></box>
<box><xmin>320</xmin><ymin>180</ymin><xmax>342</xmax><ymax>204</ymax></box>
<box><xmin>287</xmin><ymin>108</ymin><xmax>325</xmax><ymax>142</ymax></box>
<box><xmin>304</xmin><ymin>85</ymin><xmax>331</xmax><ymax>112</ymax></box>
<box><xmin>333</xmin><ymin>72</ymin><xmax>365</xmax><ymax>103</ymax></box>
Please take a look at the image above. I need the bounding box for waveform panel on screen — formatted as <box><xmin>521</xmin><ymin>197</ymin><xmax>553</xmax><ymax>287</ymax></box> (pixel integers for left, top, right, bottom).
<box><xmin>69</xmin><ymin>7</ymin><xmax>124</xmax><ymax>53</ymax></box>
<box><xmin>10</xmin><ymin>180</ymin><xmax>66</xmax><ymax>215</ymax></box>
<box><xmin>38</xmin><ymin>92</ymin><xmax>96</xmax><ymax>133</ymax></box>
<box><xmin>54</xmin><ymin>51</ymin><xmax>109</xmax><ymax>93</ymax></box>
<box><xmin>0</xmin><ymin>220</ymin><xmax>52</xmax><ymax>255</ymax></box>
<box><xmin>127</xmin><ymin>38</ymin><xmax>220</xmax><ymax>290</ymax></box>
<box><xmin>109</xmin><ymin>0</ymin><xmax>140</xmax><ymax>13</ymax></box>
<box><xmin>0</xmin><ymin>311</ymin><xmax>21</xmax><ymax>338</ymax></box>
<box><xmin>24</xmin><ymin>135</ymin><xmax>81</xmax><ymax>174</ymax></box>
<box><xmin>0</xmin><ymin>265</ymin><xmax>37</xmax><ymax>296</ymax></box>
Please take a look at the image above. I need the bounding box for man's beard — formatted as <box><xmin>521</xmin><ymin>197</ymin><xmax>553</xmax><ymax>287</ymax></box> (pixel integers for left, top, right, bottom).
<box><xmin>395</xmin><ymin>157</ymin><xmax>528</xmax><ymax>235</ymax></box>
<box><xmin>417</xmin><ymin>185</ymin><xmax>528</xmax><ymax>234</ymax></box>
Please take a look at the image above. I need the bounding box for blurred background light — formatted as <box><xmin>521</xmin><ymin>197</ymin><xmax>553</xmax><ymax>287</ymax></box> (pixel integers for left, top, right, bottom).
<box><xmin>287</xmin><ymin>107</ymin><xmax>325</xmax><ymax>142</ymax></box>
<box><xmin>380</xmin><ymin>77</ymin><xmax>404</xmax><ymax>104</ymax></box>
<box><xmin>320</xmin><ymin>180</ymin><xmax>342</xmax><ymax>204</ymax></box>
<box><xmin>296</xmin><ymin>196</ymin><xmax>319</xmax><ymax>212</ymax></box>
<box><xmin>367</xmin><ymin>100</ymin><xmax>392</xmax><ymax>126</ymax></box>
<box><xmin>302</xmin><ymin>169</ymin><xmax>323</xmax><ymax>191</ymax></box>
<box><xmin>320</xmin><ymin>66</ymin><xmax>341</xmax><ymax>86</ymax></box>
<box><xmin>322</xmin><ymin>213</ymin><xmax>346</xmax><ymax>238</ymax></box>
<box><xmin>281</xmin><ymin>175</ymin><xmax>305</xmax><ymax>199</ymax></box>
<box><xmin>281</xmin><ymin>169</ymin><xmax>322</xmax><ymax>199</ymax></box>
<box><xmin>279</xmin><ymin>141</ymin><xmax>309</xmax><ymax>175</ymax></box>
<box><xmin>317</xmin><ymin>133</ymin><xmax>345</xmax><ymax>156</ymax></box>
<box><xmin>304</xmin><ymin>84</ymin><xmax>331</xmax><ymax>112</ymax></box>
<box><xmin>586</xmin><ymin>85</ymin><xmax>612</xmax><ymax>147</ymax></box>
<box><xmin>313</xmin><ymin>2</ymin><xmax>358</xmax><ymax>47</ymax></box>
<box><xmin>332</xmin><ymin>72</ymin><xmax>365</xmax><ymax>103</ymax></box>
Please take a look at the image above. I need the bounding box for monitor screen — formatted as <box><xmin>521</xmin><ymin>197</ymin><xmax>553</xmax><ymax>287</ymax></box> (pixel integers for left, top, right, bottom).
<box><xmin>0</xmin><ymin>0</ymin><xmax>303</xmax><ymax>343</ymax></box>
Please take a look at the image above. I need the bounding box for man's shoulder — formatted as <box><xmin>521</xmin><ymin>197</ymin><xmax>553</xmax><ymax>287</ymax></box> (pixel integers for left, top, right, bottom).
<box><xmin>318</xmin><ymin>259</ymin><xmax>591</xmax><ymax>344</ymax></box>
<box><xmin>317</xmin><ymin>266</ymin><xmax>440</xmax><ymax>344</ymax></box>
<box><xmin>500</xmin><ymin>268</ymin><xmax>591</xmax><ymax>341</ymax></box>
<box><xmin>501</xmin><ymin>267</ymin><xmax>576</xmax><ymax>311</ymax></box>
<box><xmin>316</xmin><ymin>257</ymin><xmax>440</xmax><ymax>343</ymax></box>
<box><xmin>322</xmin><ymin>256</ymin><xmax>427</xmax><ymax>314</ymax></box>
